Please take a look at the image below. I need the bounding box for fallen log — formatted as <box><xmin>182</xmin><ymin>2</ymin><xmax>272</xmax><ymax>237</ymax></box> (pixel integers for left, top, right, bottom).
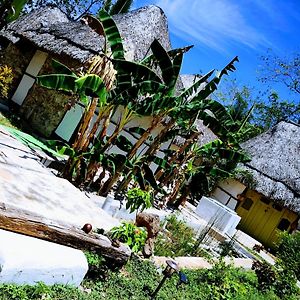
<box><xmin>0</xmin><ymin>203</ymin><xmax>131</xmax><ymax>264</ymax></box>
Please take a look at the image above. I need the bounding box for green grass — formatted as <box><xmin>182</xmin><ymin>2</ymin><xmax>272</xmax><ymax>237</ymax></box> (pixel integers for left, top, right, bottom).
<box><xmin>0</xmin><ymin>256</ymin><xmax>294</xmax><ymax>300</ymax></box>
<box><xmin>0</xmin><ymin>112</ymin><xmax>18</xmax><ymax>129</ymax></box>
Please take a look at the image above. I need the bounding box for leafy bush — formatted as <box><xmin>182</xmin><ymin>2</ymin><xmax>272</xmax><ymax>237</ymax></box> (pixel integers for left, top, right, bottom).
<box><xmin>0</xmin><ymin>257</ymin><xmax>291</xmax><ymax>300</ymax></box>
<box><xmin>109</xmin><ymin>222</ymin><xmax>147</xmax><ymax>253</ymax></box>
<box><xmin>276</xmin><ymin>231</ymin><xmax>300</xmax><ymax>280</ymax></box>
<box><xmin>198</xmin><ymin>260</ymin><xmax>255</xmax><ymax>300</ymax></box>
<box><xmin>252</xmin><ymin>260</ymin><xmax>277</xmax><ymax>292</ymax></box>
<box><xmin>126</xmin><ymin>188</ymin><xmax>152</xmax><ymax>213</ymax></box>
<box><xmin>84</xmin><ymin>251</ymin><xmax>109</xmax><ymax>280</ymax></box>
<box><xmin>154</xmin><ymin>214</ymin><xmax>211</xmax><ymax>259</ymax></box>
<box><xmin>0</xmin><ymin>65</ymin><xmax>13</xmax><ymax>98</ymax></box>
<box><xmin>252</xmin><ymin>260</ymin><xmax>299</xmax><ymax>299</ymax></box>
<box><xmin>274</xmin><ymin>268</ymin><xmax>298</xmax><ymax>300</ymax></box>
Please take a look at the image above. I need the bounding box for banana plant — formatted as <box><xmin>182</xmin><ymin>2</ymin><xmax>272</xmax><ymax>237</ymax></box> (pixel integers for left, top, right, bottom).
<box><xmin>0</xmin><ymin>0</ymin><xmax>28</xmax><ymax>29</ymax></box>
<box><xmin>98</xmin><ymin>39</ymin><xmax>193</xmax><ymax>195</ymax></box>
<box><xmin>105</xmin><ymin>54</ymin><xmax>240</xmax><ymax>196</ymax></box>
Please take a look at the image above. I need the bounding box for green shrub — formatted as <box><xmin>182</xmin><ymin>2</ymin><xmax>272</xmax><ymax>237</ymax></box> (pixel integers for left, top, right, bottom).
<box><xmin>276</xmin><ymin>231</ymin><xmax>300</xmax><ymax>280</ymax></box>
<box><xmin>252</xmin><ymin>260</ymin><xmax>300</xmax><ymax>299</ymax></box>
<box><xmin>109</xmin><ymin>222</ymin><xmax>147</xmax><ymax>253</ymax></box>
<box><xmin>154</xmin><ymin>214</ymin><xmax>211</xmax><ymax>259</ymax></box>
<box><xmin>0</xmin><ymin>258</ymin><xmax>287</xmax><ymax>300</ymax></box>
<box><xmin>126</xmin><ymin>188</ymin><xmax>152</xmax><ymax>213</ymax></box>
<box><xmin>0</xmin><ymin>65</ymin><xmax>13</xmax><ymax>99</ymax></box>
<box><xmin>274</xmin><ymin>268</ymin><xmax>299</xmax><ymax>300</ymax></box>
<box><xmin>252</xmin><ymin>260</ymin><xmax>277</xmax><ymax>292</ymax></box>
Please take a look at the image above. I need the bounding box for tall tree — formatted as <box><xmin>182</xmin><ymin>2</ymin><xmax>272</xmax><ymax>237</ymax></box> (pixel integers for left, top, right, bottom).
<box><xmin>259</xmin><ymin>50</ymin><xmax>300</xmax><ymax>96</ymax></box>
<box><xmin>24</xmin><ymin>0</ymin><xmax>134</xmax><ymax>20</ymax></box>
<box><xmin>109</xmin><ymin>0</ymin><xmax>133</xmax><ymax>14</ymax></box>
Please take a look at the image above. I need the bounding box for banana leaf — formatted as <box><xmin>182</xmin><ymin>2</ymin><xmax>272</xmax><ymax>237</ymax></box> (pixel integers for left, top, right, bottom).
<box><xmin>37</xmin><ymin>74</ymin><xmax>78</xmax><ymax>94</ymax></box>
<box><xmin>149</xmin><ymin>39</ymin><xmax>175</xmax><ymax>89</ymax></box>
<box><xmin>98</xmin><ymin>10</ymin><xmax>125</xmax><ymax>60</ymax></box>
<box><xmin>178</xmin><ymin>69</ymin><xmax>214</xmax><ymax>101</ymax></box>
<box><xmin>141</xmin><ymin>44</ymin><xmax>193</xmax><ymax>68</ymax></box>
<box><xmin>115</xmin><ymin>135</ymin><xmax>134</xmax><ymax>153</ymax></box>
<box><xmin>52</xmin><ymin>60</ymin><xmax>76</xmax><ymax>76</ymax></box>
<box><xmin>75</xmin><ymin>74</ymin><xmax>107</xmax><ymax>104</ymax></box>
<box><xmin>113</xmin><ymin>59</ymin><xmax>163</xmax><ymax>84</ymax></box>
<box><xmin>6</xmin><ymin>0</ymin><xmax>28</xmax><ymax>22</ymax></box>
<box><xmin>128</xmin><ymin>127</ymin><xmax>146</xmax><ymax>136</ymax></box>
<box><xmin>142</xmin><ymin>163</ymin><xmax>161</xmax><ymax>192</ymax></box>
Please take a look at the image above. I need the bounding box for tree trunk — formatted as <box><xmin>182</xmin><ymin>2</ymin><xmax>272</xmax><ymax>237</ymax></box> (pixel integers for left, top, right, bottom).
<box><xmin>99</xmin><ymin>116</ymin><xmax>162</xmax><ymax>196</ymax></box>
<box><xmin>0</xmin><ymin>204</ymin><xmax>131</xmax><ymax>264</ymax></box>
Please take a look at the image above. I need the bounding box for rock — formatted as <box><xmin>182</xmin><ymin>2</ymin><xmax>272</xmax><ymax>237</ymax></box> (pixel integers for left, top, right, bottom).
<box><xmin>136</xmin><ymin>212</ymin><xmax>160</xmax><ymax>258</ymax></box>
<box><xmin>0</xmin><ymin>229</ymin><xmax>88</xmax><ymax>286</ymax></box>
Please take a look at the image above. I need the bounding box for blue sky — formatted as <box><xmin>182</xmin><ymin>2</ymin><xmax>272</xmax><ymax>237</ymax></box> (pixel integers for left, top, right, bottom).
<box><xmin>133</xmin><ymin>0</ymin><xmax>300</xmax><ymax>101</ymax></box>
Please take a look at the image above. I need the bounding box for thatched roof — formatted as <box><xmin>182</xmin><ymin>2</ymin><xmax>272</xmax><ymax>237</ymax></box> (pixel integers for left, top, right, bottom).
<box><xmin>0</xmin><ymin>5</ymin><xmax>171</xmax><ymax>63</ymax></box>
<box><xmin>241</xmin><ymin>121</ymin><xmax>300</xmax><ymax>213</ymax></box>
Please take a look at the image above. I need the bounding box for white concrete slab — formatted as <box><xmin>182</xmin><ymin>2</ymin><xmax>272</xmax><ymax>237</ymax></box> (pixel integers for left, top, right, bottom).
<box><xmin>0</xmin><ymin>128</ymin><xmax>120</xmax><ymax>231</ymax></box>
<box><xmin>0</xmin><ymin>229</ymin><xmax>88</xmax><ymax>286</ymax></box>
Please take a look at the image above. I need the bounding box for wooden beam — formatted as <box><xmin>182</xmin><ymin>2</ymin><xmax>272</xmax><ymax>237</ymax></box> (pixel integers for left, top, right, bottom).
<box><xmin>0</xmin><ymin>203</ymin><xmax>131</xmax><ymax>264</ymax></box>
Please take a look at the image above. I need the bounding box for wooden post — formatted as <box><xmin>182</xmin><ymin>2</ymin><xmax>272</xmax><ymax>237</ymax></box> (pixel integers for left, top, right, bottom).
<box><xmin>0</xmin><ymin>203</ymin><xmax>131</xmax><ymax>265</ymax></box>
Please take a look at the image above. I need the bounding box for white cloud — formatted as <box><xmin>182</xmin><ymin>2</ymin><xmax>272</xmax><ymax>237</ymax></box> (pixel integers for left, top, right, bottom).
<box><xmin>155</xmin><ymin>0</ymin><xmax>270</xmax><ymax>52</ymax></box>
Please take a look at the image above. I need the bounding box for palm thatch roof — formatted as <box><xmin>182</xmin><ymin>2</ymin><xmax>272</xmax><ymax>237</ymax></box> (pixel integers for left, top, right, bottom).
<box><xmin>241</xmin><ymin>121</ymin><xmax>300</xmax><ymax>213</ymax></box>
<box><xmin>0</xmin><ymin>5</ymin><xmax>171</xmax><ymax>63</ymax></box>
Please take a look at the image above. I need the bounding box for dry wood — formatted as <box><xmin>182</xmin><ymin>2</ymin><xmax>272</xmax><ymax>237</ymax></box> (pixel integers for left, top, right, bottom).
<box><xmin>0</xmin><ymin>203</ymin><xmax>131</xmax><ymax>264</ymax></box>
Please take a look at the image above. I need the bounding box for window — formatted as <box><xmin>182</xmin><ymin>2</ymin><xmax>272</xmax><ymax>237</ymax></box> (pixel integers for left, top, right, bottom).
<box><xmin>260</xmin><ymin>196</ymin><xmax>271</xmax><ymax>205</ymax></box>
<box><xmin>272</xmin><ymin>203</ymin><xmax>283</xmax><ymax>212</ymax></box>
<box><xmin>277</xmin><ymin>218</ymin><xmax>290</xmax><ymax>231</ymax></box>
<box><xmin>241</xmin><ymin>198</ymin><xmax>253</xmax><ymax>210</ymax></box>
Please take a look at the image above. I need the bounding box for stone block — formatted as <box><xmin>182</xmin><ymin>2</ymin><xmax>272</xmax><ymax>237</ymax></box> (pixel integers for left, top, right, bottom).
<box><xmin>0</xmin><ymin>229</ymin><xmax>88</xmax><ymax>286</ymax></box>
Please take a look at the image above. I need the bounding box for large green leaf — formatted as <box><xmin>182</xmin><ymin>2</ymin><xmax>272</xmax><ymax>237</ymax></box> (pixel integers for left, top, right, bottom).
<box><xmin>141</xmin><ymin>44</ymin><xmax>193</xmax><ymax>68</ymax></box>
<box><xmin>178</xmin><ymin>69</ymin><xmax>214</xmax><ymax>102</ymax></box>
<box><xmin>113</xmin><ymin>59</ymin><xmax>163</xmax><ymax>84</ymax></box>
<box><xmin>52</xmin><ymin>60</ymin><xmax>76</xmax><ymax>76</ymax></box>
<box><xmin>98</xmin><ymin>10</ymin><xmax>125</xmax><ymax>60</ymax></box>
<box><xmin>150</xmin><ymin>39</ymin><xmax>175</xmax><ymax>88</ymax></box>
<box><xmin>196</xmin><ymin>56</ymin><xmax>239</xmax><ymax>100</ymax></box>
<box><xmin>1</xmin><ymin>125</ymin><xmax>65</xmax><ymax>158</ymax></box>
<box><xmin>6</xmin><ymin>0</ymin><xmax>28</xmax><ymax>22</ymax></box>
<box><xmin>37</xmin><ymin>74</ymin><xmax>78</xmax><ymax>93</ymax></box>
<box><xmin>115</xmin><ymin>135</ymin><xmax>134</xmax><ymax>152</ymax></box>
<box><xmin>75</xmin><ymin>74</ymin><xmax>107</xmax><ymax>103</ymax></box>
<box><xmin>110</xmin><ymin>80</ymin><xmax>166</xmax><ymax>106</ymax></box>
<box><xmin>142</xmin><ymin>163</ymin><xmax>161</xmax><ymax>192</ymax></box>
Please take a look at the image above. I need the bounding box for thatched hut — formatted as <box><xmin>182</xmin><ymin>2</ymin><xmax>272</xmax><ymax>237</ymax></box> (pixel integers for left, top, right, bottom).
<box><xmin>0</xmin><ymin>5</ymin><xmax>173</xmax><ymax>138</ymax></box>
<box><xmin>212</xmin><ymin>121</ymin><xmax>300</xmax><ymax>248</ymax></box>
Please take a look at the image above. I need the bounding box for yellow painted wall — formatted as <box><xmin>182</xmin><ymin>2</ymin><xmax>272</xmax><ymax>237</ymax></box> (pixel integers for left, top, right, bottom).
<box><xmin>236</xmin><ymin>189</ymin><xmax>298</xmax><ymax>249</ymax></box>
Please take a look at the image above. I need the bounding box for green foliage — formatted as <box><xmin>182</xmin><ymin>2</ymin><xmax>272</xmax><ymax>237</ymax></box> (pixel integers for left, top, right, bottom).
<box><xmin>259</xmin><ymin>50</ymin><xmax>300</xmax><ymax>96</ymax></box>
<box><xmin>274</xmin><ymin>268</ymin><xmax>299</xmax><ymax>300</ymax></box>
<box><xmin>85</xmin><ymin>251</ymin><xmax>105</xmax><ymax>268</ymax></box>
<box><xmin>109</xmin><ymin>222</ymin><xmax>147</xmax><ymax>252</ymax></box>
<box><xmin>254</xmin><ymin>92</ymin><xmax>300</xmax><ymax>130</ymax></box>
<box><xmin>109</xmin><ymin>0</ymin><xmax>133</xmax><ymax>15</ymax></box>
<box><xmin>0</xmin><ymin>0</ymin><xmax>29</xmax><ymax>29</ymax></box>
<box><xmin>275</xmin><ymin>230</ymin><xmax>300</xmax><ymax>280</ymax></box>
<box><xmin>252</xmin><ymin>260</ymin><xmax>277</xmax><ymax>292</ymax></box>
<box><xmin>199</xmin><ymin>260</ymin><xmax>254</xmax><ymax>300</ymax></box>
<box><xmin>126</xmin><ymin>188</ymin><xmax>152</xmax><ymax>213</ymax></box>
<box><xmin>24</xmin><ymin>0</ymin><xmax>104</xmax><ymax>20</ymax></box>
<box><xmin>0</xmin><ymin>257</ymin><xmax>294</xmax><ymax>300</ymax></box>
<box><xmin>252</xmin><ymin>260</ymin><xmax>299</xmax><ymax>299</ymax></box>
<box><xmin>37</xmin><ymin>60</ymin><xmax>107</xmax><ymax>103</ymax></box>
<box><xmin>154</xmin><ymin>214</ymin><xmax>211</xmax><ymax>259</ymax></box>
<box><xmin>0</xmin><ymin>65</ymin><xmax>13</xmax><ymax>98</ymax></box>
